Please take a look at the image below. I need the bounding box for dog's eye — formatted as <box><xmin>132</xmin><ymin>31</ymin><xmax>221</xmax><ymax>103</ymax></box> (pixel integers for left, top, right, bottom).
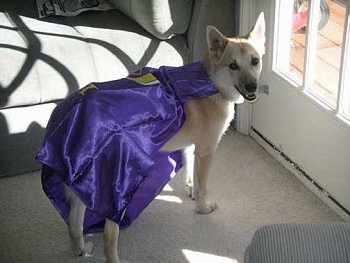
<box><xmin>251</xmin><ymin>57</ymin><xmax>260</xmax><ymax>66</ymax></box>
<box><xmin>229</xmin><ymin>62</ymin><xmax>240</xmax><ymax>70</ymax></box>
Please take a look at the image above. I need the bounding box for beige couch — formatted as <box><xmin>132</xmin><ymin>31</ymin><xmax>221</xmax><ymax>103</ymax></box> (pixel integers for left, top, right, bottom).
<box><xmin>0</xmin><ymin>0</ymin><xmax>238</xmax><ymax>177</ymax></box>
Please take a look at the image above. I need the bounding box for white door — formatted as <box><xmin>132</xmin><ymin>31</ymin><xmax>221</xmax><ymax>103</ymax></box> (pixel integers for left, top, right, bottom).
<box><xmin>240</xmin><ymin>0</ymin><xmax>350</xmax><ymax>219</ymax></box>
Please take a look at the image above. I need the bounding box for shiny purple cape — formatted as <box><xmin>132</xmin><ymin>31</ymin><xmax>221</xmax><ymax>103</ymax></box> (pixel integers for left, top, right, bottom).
<box><xmin>36</xmin><ymin>62</ymin><xmax>217</xmax><ymax>233</ymax></box>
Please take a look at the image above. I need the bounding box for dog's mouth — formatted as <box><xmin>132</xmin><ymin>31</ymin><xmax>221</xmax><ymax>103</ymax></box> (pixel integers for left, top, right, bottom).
<box><xmin>235</xmin><ymin>85</ymin><xmax>258</xmax><ymax>102</ymax></box>
<box><xmin>244</xmin><ymin>93</ymin><xmax>257</xmax><ymax>102</ymax></box>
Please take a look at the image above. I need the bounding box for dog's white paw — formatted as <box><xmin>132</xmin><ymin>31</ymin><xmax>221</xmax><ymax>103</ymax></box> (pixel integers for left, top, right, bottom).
<box><xmin>83</xmin><ymin>241</ymin><xmax>93</xmax><ymax>257</ymax></box>
<box><xmin>72</xmin><ymin>248</ymin><xmax>82</xmax><ymax>257</ymax></box>
<box><xmin>185</xmin><ymin>183</ymin><xmax>194</xmax><ymax>199</ymax></box>
<box><xmin>196</xmin><ymin>201</ymin><xmax>217</xmax><ymax>214</ymax></box>
<box><xmin>73</xmin><ymin>241</ymin><xmax>93</xmax><ymax>257</ymax></box>
<box><xmin>72</xmin><ymin>245</ymin><xmax>84</xmax><ymax>257</ymax></box>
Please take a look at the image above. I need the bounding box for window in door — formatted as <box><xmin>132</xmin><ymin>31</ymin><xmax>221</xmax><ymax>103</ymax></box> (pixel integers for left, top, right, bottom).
<box><xmin>274</xmin><ymin>0</ymin><xmax>350</xmax><ymax>124</ymax></box>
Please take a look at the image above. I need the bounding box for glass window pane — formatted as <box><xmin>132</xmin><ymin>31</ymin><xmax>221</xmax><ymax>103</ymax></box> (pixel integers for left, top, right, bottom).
<box><xmin>275</xmin><ymin>0</ymin><xmax>306</xmax><ymax>83</ymax></box>
<box><xmin>308</xmin><ymin>0</ymin><xmax>345</xmax><ymax>107</ymax></box>
<box><xmin>275</xmin><ymin>0</ymin><xmax>346</xmax><ymax>108</ymax></box>
<box><xmin>342</xmin><ymin>32</ymin><xmax>350</xmax><ymax>119</ymax></box>
<box><xmin>290</xmin><ymin>0</ymin><xmax>308</xmax><ymax>82</ymax></box>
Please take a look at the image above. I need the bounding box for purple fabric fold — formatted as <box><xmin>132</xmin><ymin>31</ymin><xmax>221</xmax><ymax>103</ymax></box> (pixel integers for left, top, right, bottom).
<box><xmin>36</xmin><ymin>62</ymin><xmax>217</xmax><ymax>233</ymax></box>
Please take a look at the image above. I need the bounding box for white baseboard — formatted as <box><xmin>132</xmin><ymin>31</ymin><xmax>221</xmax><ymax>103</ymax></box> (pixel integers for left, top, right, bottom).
<box><xmin>250</xmin><ymin>127</ymin><xmax>350</xmax><ymax>221</ymax></box>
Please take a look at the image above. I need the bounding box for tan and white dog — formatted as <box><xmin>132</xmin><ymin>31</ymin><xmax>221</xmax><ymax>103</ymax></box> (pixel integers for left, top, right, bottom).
<box><xmin>66</xmin><ymin>12</ymin><xmax>265</xmax><ymax>263</ymax></box>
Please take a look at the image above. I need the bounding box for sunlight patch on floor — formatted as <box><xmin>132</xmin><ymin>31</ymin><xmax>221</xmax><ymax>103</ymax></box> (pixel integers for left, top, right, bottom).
<box><xmin>162</xmin><ymin>184</ymin><xmax>173</xmax><ymax>192</ymax></box>
<box><xmin>182</xmin><ymin>249</ymin><xmax>238</xmax><ymax>263</ymax></box>
<box><xmin>155</xmin><ymin>195</ymin><xmax>182</xmax><ymax>203</ymax></box>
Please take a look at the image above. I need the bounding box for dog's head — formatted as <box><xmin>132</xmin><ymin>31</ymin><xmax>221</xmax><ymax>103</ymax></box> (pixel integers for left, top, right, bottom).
<box><xmin>205</xmin><ymin>12</ymin><xmax>266</xmax><ymax>103</ymax></box>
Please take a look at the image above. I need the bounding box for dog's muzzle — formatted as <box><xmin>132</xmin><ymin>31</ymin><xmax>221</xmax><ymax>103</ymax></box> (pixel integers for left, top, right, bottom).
<box><xmin>235</xmin><ymin>84</ymin><xmax>258</xmax><ymax>102</ymax></box>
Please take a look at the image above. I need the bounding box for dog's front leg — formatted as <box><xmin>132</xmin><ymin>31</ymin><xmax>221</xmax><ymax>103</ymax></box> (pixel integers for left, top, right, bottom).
<box><xmin>183</xmin><ymin>145</ymin><xmax>195</xmax><ymax>198</ymax></box>
<box><xmin>194</xmin><ymin>152</ymin><xmax>216</xmax><ymax>214</ymax></box>
<box><xmin>104</xmin><ymin>219</ymin><xmax>120</xmax><ymax>263</ymax></box>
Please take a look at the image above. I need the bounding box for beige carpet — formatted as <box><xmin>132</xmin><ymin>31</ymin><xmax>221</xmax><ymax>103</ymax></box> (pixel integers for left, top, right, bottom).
<box><xmin>0</xmin><ymin>130</ymin><xmax>342</xmax><ymax>263</ymax></box>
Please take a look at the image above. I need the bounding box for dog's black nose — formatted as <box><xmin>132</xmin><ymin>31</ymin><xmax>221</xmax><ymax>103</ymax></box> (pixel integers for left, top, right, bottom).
<box><xmin>245</xmin><ymin>84</ymin><xmax>257</xmax><ymax>93</ymax></box>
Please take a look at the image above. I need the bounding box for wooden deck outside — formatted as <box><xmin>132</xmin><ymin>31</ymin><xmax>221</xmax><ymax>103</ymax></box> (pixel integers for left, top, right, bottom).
<box><xmin>290</xmin><ymin>0</ymin><xmax>346</xmax><ymax>106</ymax></box>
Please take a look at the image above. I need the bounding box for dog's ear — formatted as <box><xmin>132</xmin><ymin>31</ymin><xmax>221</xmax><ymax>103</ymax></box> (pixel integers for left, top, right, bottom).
<box><xmin>207</xmin><ymin>26</ymin><xmax>228</xmax><ymax>56</ymax></box>
<box><xmin>248</xmin><ymin>12</ymin><xmax>266</xmax><ymax>55</ymax></box>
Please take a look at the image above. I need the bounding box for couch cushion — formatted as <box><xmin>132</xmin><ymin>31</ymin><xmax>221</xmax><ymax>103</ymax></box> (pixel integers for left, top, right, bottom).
<box><xmin>0</xmin><ymin>103</ymin><xmax>56</xmax><ymax>176</ymax></box>
<box><xmin>108</xmin><ymin>0</ymin><xmax>193</xmax><ymax>40</ymax></box>
<box><xmin>0</xmin><ymin>4</ymin><xmax>189</xmax><ymax>109</ymax></box>
<box><xmin>0</xmin><ymin>12</ymin><xmax>96</xmax><ymax>109</ymax></box>
<box><xmin>0</xmin><ymin>13</ymin><xmax>41</xmax><ymax>108</ymax></box>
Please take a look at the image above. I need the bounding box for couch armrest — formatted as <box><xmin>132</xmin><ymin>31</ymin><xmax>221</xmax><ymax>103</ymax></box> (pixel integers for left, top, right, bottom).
<box><xmin>108</xmin><ymin>0</ymin><xmax>194</xmax><ymax>40</ymax></box>
<box><xmin>187</xmin><ymin>0</ymin><xmax>238</xmax><ymax>62</ymax></box>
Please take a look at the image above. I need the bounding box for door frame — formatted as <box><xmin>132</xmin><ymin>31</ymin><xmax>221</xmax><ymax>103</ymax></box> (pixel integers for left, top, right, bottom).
<box><xmin>236</xmin><ymin>0</ymin><xmax>257</xmax><ymax>135</ymax></box>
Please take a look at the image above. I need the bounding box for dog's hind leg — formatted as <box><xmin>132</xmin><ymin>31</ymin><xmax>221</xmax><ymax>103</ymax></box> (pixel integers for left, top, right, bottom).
<box><xmin>194</xmin><ymin>153</ymin><xmax>217</xmax><ymax>214</ymax></box>
<box><xmin>65</xmin><ymin>186</ymin><xmax>92</xmax><ymax>256</ymax></box>
<box><xmin>104</xmin><ymin>219</ymin><xmax>120</xmax><ymax>263</ymax></box>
